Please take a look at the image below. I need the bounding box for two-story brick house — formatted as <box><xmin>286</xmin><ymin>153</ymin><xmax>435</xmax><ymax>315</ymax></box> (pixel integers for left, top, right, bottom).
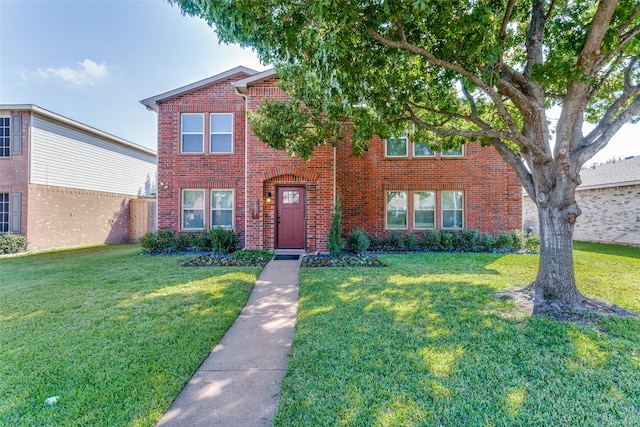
<box><xmin>142</xmin><ymin>66</ymin><xmax>522</xmax><ymax>253</ymax></box>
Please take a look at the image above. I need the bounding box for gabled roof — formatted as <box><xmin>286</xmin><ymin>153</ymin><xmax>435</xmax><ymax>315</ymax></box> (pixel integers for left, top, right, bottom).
<box><xmin>579</xmin><ymin>155</ymin><xmax>640</xmax><ymax>190</ymax></box>
<box><xmin>140</xmin><ymin>66</ymin><xmax>258</xmax><ymax>112</ymax></box>
<box><xmin>233</xmin><ymin>68</ymin><xmax>278</xmax><ymax>94</ymax></box>
<box><xmin>0</xmin><ymin>104</ymin><xmax>156</xmax><ymax>157</ymax></box>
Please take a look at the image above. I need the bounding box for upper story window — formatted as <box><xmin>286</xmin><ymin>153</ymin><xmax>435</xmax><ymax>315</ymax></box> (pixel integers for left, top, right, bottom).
<box><xmin>211</xmin><ymin>189</ymin><xmax>234</xmax><ymax>229</ymax></box>
<box><xmin>182</xmin><ymin>189</ymin><xmax>205</xmax><ymax>230</ymax></box>
<box><xmin>210</xmin><ymin>113</ymin><xmax>233</xmax><ymax>153</ymax></box>
<box><xmin>442</xmin><ymin>146</ymin><xmax>464</xmax><ymax>157</ymax></box>
<box><xmin>385</xmin><ymin>130</ymin><xmax>408</xmax><ymax>157</ymax></box>
<box><xmin>181</xmin><ymin>114</ymin><xmax>204</xmax><ymax>153</ymax></box>
<box><xmin>0</xmin><ymin>117</ymin><xmax>10</xmax><ymax>157</ymax></box>
<box><xmin>385</xmin><ymin>128</ymin><xmax>464</xmax><ymax>158</ymax></box>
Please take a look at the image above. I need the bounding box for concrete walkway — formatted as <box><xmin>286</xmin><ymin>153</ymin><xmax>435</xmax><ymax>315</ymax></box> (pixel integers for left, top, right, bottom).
<box><xmin>156</xmin><ymin>257</ymin><xmax>301</xmax><ymax>427</ymax></box>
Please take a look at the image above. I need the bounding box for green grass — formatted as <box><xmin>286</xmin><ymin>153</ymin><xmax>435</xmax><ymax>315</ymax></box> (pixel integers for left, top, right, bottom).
<box><xmin>275</xmin><ymin>244</ymin><xmax>640</xmax><ymax>426</ymax></box>
<box><xmin>0</xmin><ymin>244</ymin><xmax>261</xmax><ymax>426</ymax></box>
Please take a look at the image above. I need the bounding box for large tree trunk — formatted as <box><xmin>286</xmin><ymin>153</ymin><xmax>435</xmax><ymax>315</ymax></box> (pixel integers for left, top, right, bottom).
<box><xmin>527</xmin><ymin>203</ymin><xmax>585</xmax><ymax>310</ymax></box>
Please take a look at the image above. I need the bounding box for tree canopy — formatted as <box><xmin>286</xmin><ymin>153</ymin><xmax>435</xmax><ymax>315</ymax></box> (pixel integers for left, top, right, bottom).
<box><xmin>171</xmin><ymin>0</ymin><xmax>640</xmax><ymax>311</ymax></box>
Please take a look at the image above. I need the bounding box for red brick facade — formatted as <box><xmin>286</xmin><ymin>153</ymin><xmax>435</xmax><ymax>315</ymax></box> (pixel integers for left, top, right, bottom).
<box><xmin>149</xmin><ymin>68</ymin><xmax>522</xmax><ymax>252</ymax></box>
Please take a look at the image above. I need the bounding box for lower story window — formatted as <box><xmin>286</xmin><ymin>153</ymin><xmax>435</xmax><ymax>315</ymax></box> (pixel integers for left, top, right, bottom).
<box><xmin>442</xmin><ymin>191</ymin><xmax>464</xmax><ymax>228</ymax></box>
<box><xmin>386</xmin><ymin>191</ymin><xmax>408</xmax><ymax>229</ymax></box>
<box><xmin>211</xmin><ymin>189</ymin><xmax>234</xmax><ymax>229</ymax></box>
<box><xmin>0</xmin><ymin>193</ymin><xmax>8</xmax><ymax>233</ymax></box>
<box><xmin>182</xmin><ymin>189</ymin><xmax>205</xmax><ymax>230</ymax></box>
<box><xmin>414</xmin><ymin>191</ymin><xmax>435</xmax><ymax>229</ymax></box>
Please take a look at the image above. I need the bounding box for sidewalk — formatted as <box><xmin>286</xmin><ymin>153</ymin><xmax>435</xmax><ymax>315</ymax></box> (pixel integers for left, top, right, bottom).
<box><xmin>156</xmin><ymin>256</ymin><xmax>301</xmax><ymax>427</ymax></box>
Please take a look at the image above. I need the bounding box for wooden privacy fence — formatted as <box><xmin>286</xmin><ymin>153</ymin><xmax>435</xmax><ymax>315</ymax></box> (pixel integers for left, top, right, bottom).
<box><xmin>130</xmin><ymin>199</ymin><xmax>157</xmax><ymax>242</ymax></box>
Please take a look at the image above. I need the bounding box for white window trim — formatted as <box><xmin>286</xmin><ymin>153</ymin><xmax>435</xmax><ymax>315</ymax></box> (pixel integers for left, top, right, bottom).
<box><xmin>413</xmin><ymin>191</ymin><xmax>436</xmax><ymax>229</ymax></box>
<box><xmin>211</xmin><ymin>189</ymin><xmax>235</xmax><ymax>230</ymax></box>
<box><xmin>181</xmin><ymin>113</ymin><xmax>205</xmax><ymax>154</ymax></box>
<box><xmin>210</xmin><ymin>113</ymin><xmax>234</xmax><ymax>154</ymax></box>
<box><xmin>182</xmin><ymin>189</ymin><xmax>206</xmax><ymax>230</ymax></box>
<box><xmin>441</xmin><ymin>191</ymin><xmax>464</xmax><ymax>229</ymax></box>
<box><xmin>385</xmin><ymin>132</ymin><xmax>409</xmax><ymax>158</ymax></box>
<box><xmin>385</xmin><ymin>191</ymin><xmax>408</xmax><ymax>230</ymax></box>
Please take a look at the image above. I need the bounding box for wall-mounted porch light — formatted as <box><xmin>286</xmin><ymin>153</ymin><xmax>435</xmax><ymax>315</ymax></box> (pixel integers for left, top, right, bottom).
<box><xmin>266</xmin><ymin>192</ymin><xmax>272</xmax><ymax>203</ymax></box>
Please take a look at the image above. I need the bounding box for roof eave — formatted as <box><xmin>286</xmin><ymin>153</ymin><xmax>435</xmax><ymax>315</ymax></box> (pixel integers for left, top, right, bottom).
<box><xmin>233</xmin><ymin>68</ymin><xmax>278</xmax><ymax>94</ymax></box>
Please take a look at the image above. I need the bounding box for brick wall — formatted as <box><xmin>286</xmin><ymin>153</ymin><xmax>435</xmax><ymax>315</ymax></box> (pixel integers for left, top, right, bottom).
<box><xmin>523</xmin><ymin>185</ymin><xmax>640</xmax><ymax>246</ymax></box>
<box><xmin>155</xmin><ymin>72</ymin><xmax>522</xmax><ymax>252</ymax></box>
<box><xmin>337</xmin><ymin>136</ymin><xmax>522</xmax><ymax>236</ymax></box>
<box><xmin>27</xmin><ymin>184</ymin><xmax>131</xmax><ymax>251</ymax></box>
<box><xmin>156</xmin><ymin>73</ymin><xmax>250</xmax><ymax>244</ymax></box>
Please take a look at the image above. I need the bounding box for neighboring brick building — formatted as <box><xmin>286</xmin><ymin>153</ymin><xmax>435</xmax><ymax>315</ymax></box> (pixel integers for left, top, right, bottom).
<box><xmin>523</xmin><ymin>156</ymin><xmax>640</xmax><ymax>247</ymax></box>
<box><xmin>0</xmin><ymin>105</ymin><xmax>157</xmax><ymax>251</ymax></box>
<box><xmin>142</xmin><ymin>67</ymin><xmax>522</xmax><ymax>253</ymax></box>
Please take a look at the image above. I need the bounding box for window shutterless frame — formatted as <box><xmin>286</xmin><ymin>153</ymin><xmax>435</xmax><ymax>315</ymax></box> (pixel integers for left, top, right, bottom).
<box><xmin>181</xmin><ymin>113</ymin><xmax>204</xmax><ymax>153</ymax></box>
<box><xmin>211</xmin><ymin>189</ymin><xmax>234</xmax><ymax>229</ymax></box>
<box><xmin>442</xmin><ymin>191</ymin><xmax>464</xmax><ymax>228</ymax></box>
<box><xmin>210</xmin><ymin>113</ymin><xmax>233</xmax><ymax>153</ymax></box>
<box><xmin>385</xmin><ymin>191</ymin><xmax>408</xmax><ymax>229</ymax></box>
<box><xmin>385</xmin><ymin>130</ymin><xmax>408</xmax><ymax>157</ymax></box>
<box><xmin>182</xmin><ymin>189</ymin><xmax>206</xmax><ymax>230</ymax></box>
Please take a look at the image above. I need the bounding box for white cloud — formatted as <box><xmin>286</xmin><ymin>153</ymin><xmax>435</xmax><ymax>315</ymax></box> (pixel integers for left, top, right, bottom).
<box><xmin>30</xmin><ymin>59</ymin><xmax>111</xmax><ymax>86</ymax></box>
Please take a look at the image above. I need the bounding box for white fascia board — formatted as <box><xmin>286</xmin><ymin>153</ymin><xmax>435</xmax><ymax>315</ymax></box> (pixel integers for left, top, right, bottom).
<box><xmin>140</xmin><ymin>66</ymin><xmax>259</xmax><ymax>111</ymax></box>
<box><xmin>233</xmin><ymin>68</ymin><xmax>278</xmax><ymax>94</ymax></box>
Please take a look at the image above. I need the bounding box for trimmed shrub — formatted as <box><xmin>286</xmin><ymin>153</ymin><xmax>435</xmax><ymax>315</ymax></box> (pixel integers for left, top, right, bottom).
<box><xmin>386</xmin><ymin>231</ymin><xmax>405</xmax><ymax>251</ymax></box>
<box><xmin>418</xmin><ymin>229</ymin><xmax>440</xmax><ymax>251</ymax></box>
<box><xmin>511</xmin><ymin>230</ymin><xmax>527</xmax><ymax>252</ymax></box>
<box><xmin>439</xmin><ymin>230</ymin><xmax>454</xmax><ymax>251</ymax></box>
<box><xmin>404</xmin><ymin>232</ymin><xmax>419</xmax><ymax>251</ymax></box>
<box><xmin>368</xmin><ymin>234</ymin><xmax>385</xmax><ymax>251</ymax></box>
<box><xmin>346</xmin><ymin>228</ymin><xmax>370</xmax><ymax>255</ymax></box>
<box><xmin>207</xmin><ymin>227</ymin><xmax>240</xmax><ymax>254</ymax></box>
<box><xmin>0</xmin><ymin>233</ymin><xmax>28</xmax><ymax>254</ymax></box>
<box><xmin>140</xmin><ymin>229</ymin><xmax>177</xmax><ymax>254</ymax></box>
<box><xmin>175</xmin><ymin>233</ymin><xmax>196</xmax><ymax>252</ymax></box>
<box><xmin>479</xmin><ymin>233</ymin><xmax>495</xmax><ymax>252</ymax></box>
<box><xmin>494</xmin><ymin>232</ymin><xmax>513</xmax><ymax>250</ymax></box>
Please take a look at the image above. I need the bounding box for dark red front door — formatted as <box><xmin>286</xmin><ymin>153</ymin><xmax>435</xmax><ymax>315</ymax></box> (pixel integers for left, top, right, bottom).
<box><xmin>277</xmin><ymin>186</ymin><xmax>305</xmax><ymax>249</ymax></box>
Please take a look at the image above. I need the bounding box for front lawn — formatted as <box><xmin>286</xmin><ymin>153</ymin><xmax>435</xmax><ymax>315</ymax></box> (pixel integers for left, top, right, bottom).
<box><xmin>275</xmin><ymin>243</ymin><xmax>640</xmax><ymax>426</ymax></box>
<box><xmin>0</xmin><ymin>244</ymin><xmax>261</xmax><ymax>426</ymax></box>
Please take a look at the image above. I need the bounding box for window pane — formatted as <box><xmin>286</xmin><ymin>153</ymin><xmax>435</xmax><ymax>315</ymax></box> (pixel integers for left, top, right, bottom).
<box><xmin>442</xmin><ymin>191</ymin><xmax>463</xmax><ymax>210</ymax></box>
<box><xmin>211</xmin><ymin>114</ymin><xmax>232</xmax><ymax>132</ymax></box>
<box><xmin>210</xmin><ymin>134</ymin><xmax>232</xmax><ymax>153</ymax></box>
<box><xmin>182</xmin><ymin>114</ymin><xmax>203</xmax><ymax>132</ymax></box>
<box><xmin>183</xmin><ymin>190</ymin><xmax>205</xmax><ymax>209</ymax></box>
<box><xmin>283</xmin><ymin>191</ymin><xmax>300</xmax><ymax>204</ymax></box>
<box><xmin>387</xmin><ymin>211</ymin><xmax>407</xmax><ymax>228</ymax></box>
<box><xmin>415</xmin><ymin>191</ymin><xmax>435</xmax><ymax>209</ymax></box>
<box><xmin>183</xmin><ymin>210</ymin><xmax>204</xmax><ymax>229</ymax></box>
<box><xmin>212</xmin><ymin>210</ymin><xmax>233</xmax><ymax>228</ymax></box>
<box><xmin>442</xmin><ymin>146</ymin><xmax>463</xmax><ymax>156</ymax></box>
<box><xmin>442</xmin><ymin>211</ymin><xmax>463</xmax><ymax>228</ymax></box>
<box><xmin>212</xmin><ymin>190</ymin><xmax>233</xmax><ymax>209</ymax></box>
<box><xmin>415</xmin><ymin>211</ymin><xmax>435</xmax><ymax>229</ymax></box>
<box><xmin>386</xmin><ymin>137</ymin><xmax>407</xmax><ymax>156</ymax></box>
<box><xmin>182</xmin><ymin>134</ymin><xmax>203</xmax><ymax>153</ymax></box>
<box><xmin>413</xmin><ymin>141</ymin><xmax>434</xmax><ymax>157</ymax></box>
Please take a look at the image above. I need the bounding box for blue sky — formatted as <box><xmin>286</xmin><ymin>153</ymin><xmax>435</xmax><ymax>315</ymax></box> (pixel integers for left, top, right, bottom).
<box><xmin>1</xmin><ymin>0</ymin><xmax>638</xmax><ymax>164</ymax></box>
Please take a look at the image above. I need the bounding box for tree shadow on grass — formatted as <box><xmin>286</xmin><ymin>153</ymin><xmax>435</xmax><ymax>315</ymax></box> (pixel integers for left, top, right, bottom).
<box><xmin>278</xmin><ymin>267</ymin><xmax>640</xmax><ymax>426</ymax></box>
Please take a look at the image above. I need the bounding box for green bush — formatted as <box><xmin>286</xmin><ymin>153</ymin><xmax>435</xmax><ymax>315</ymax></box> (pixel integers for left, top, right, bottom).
<box><xmin>439</xmin><ymin>230</ymin><xmax>454</xmax><ymax>251</ymax></box>
<box><xmin>511</xmin><ymin>230</ymin><xmax>527</xmax><ymax>252</ymax></box>
<box><xmin>140</xmin><ymin>229</ymin><xmax>177</xmax><ymax>254</ymax></box>
<box><xmin>0</xmin><ymin>233</ymin><xmax>28</xmax><ymax>254</ymax></box>
<box><xmin>404</xmin><ymin>232</ymin><xmax>419</xmax><ymax>251</ymax></box>
<box><xmin>494</xmin><ymin>232</ymin><xmax>513</xmax><ymax>250</ymax></box>
<box><xmin>479</xmin><ymin>233</ymin><xmax>495</xmax><ymax>251</ymax></box>
<box><xmin>346</xmin><ymin>228</ymin><xmax>370</xmax><ymax>255</ymax></box>
<box><xmin>231</xmin><ymin>249</ymin><xmax>273</xmax><ymax>260</ymax></box>
<box><xmin>525</xmin><ymin>234</ymin><xmax>541</xmax><ymax>252</ymax></box>
<box><xmin>327</xmin><ymin>195</ymin><xmax>345</xmax><ymax>257</ymax></box>
<box><xmin>207</xmin><ymin>227</ymin><xmax>240</xmax><ymax>254</ymax></box>
<box><xmin>385</xmin><ymin>231</ymin><xmax>406</xmax><ymax>251</ymax></box>
<box><xmin>368</xmin><ymin>234</ymin><xmax>385</xmax><ymax>251</ymax></box>
<box><xmin>418</xmin><ymin>229</ymin><xmax>440</xmax><ymax>251</ymax></box>
<box><xmin>175</xmin><ymin>233</ymin><xmax>196</xmax><ymax>252</ymax></box>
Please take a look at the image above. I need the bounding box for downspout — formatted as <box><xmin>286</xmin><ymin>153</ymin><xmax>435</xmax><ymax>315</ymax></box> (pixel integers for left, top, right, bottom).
<box><xmin>333</xmin><ymin>147</ymin><xmax>336</xmax><ymax>204</ymax></box>
<box><xmin>237</xmin><ymin>91</ymin><xmax>249</xmax><ymax>249</ymax></box>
